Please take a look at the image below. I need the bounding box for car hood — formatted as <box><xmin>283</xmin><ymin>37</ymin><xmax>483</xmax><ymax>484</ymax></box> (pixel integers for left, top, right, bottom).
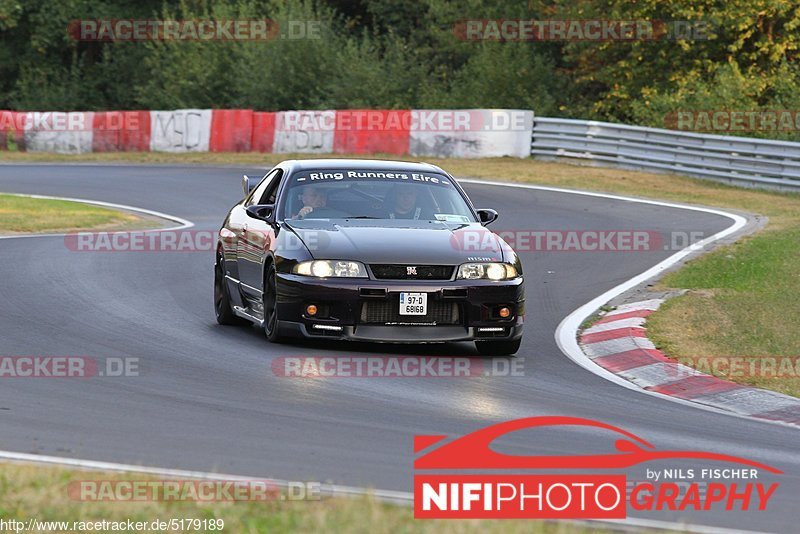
<box><xmin>283</xmin><ymin>219</ymin><xmax>507</xmax><ymax>264</ymax></box>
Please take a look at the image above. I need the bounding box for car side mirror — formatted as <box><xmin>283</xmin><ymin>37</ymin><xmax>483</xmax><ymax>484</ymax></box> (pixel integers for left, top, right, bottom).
<box><xmin>242</xmin><ymin>174</ymin><xmax>261</xmax><ymax>198</ymax></box>
<box><xmin>476</xmin><ymin>208</ymin><xmax>499</xmax><ymax>226</ymax></box>
<box><xmin>245</xmin><ymin>204</ymin><xmax>275</xmax><ymax>223</ymax></box>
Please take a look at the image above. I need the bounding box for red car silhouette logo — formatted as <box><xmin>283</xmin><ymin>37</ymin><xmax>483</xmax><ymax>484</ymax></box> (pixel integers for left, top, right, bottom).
<box><xmin>414</xmin><ymin>416</ymin><xmax>781</xmax><ymax>473</ymax></box>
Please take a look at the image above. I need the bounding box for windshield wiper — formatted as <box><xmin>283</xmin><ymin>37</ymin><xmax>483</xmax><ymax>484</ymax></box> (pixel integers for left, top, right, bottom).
<box><xmin>347</xmin><ymin>216</ymin><xmax>381</xmax><ymax>219</ymax></box>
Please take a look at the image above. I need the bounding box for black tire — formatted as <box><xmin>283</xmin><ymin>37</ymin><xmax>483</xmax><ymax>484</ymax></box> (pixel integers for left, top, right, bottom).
<box><xmin>263</xmin><ymin>262</ymin><xmax>284</xmax><ymax>343</ymax></box>
<box><xmin>214</xmin><ymin>252</ymin><xmax>248</xmax><ymax>326</ymax></box>
<box><xmin>475</xmin><ymin>338</ymin><xmax>522</xmax><ymax>356</ymax></box>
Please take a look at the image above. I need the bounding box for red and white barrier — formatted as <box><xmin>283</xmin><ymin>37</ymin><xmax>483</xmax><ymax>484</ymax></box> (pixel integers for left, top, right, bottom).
<box><xmin>333</xmin><ymin>110</ymin><xmax>411</xmax><ymax>155</ymax></box>
<box><xmin>150</xmin><ymin>109</ymin><xmax>212</xmax><ymax>152</ymax></box>
<box><xmin>92</xmin><ymin>111</ymin><xmax>151</xmax><ymax>152</ymax></box>
<box><xmin>410</xmin><ymin>109</ymin><xmax>533</xmax><ymax>158</ymax></box>
<box><xmin>21</xmin><ymin>112</ymin><xmax>95</xmax><ymax>154</ymax></box>
<box><xmin>210</xmin><ymin>109</ymin><xmax>253</xmax><ymax>152</ymax></box>
<box><xmin>273</xmin><ymin>110</ymin><xmax>336</xmax><ymax>153</ymax></box>
<box><xmin>251</xmin><ymin>112</ymin><xmax>276</xmax><ymax>153</ymax></box>
<box><xmin>0</xmin><ymin>108</ymin><xmax>533</xmax><ymax>158</ymax></box>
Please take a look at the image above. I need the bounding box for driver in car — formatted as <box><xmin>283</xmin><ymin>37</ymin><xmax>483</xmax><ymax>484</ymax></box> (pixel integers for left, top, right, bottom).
<box><xmin>294</xmin><ymin>185</ymin><xmax>328</xmax><ymax>219</ymax></box>
<box><xmin>386</xmin><ymin>184</ymin><xmax>423</xmax><ymax>220</ymax></box>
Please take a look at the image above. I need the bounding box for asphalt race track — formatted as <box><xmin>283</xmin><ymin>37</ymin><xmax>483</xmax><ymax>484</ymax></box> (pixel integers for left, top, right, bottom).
<box><xmin>0</xmin><ymin>164</ymin><xmax>797</xmax><ymax>532</ymax></box>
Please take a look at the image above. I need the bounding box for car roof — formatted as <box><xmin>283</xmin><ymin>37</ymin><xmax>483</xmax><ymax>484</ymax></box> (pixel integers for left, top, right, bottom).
<box><xmin>281</xmin><ymin>158</ymin><xmax>446</xmax><ymax>174</ymax></box>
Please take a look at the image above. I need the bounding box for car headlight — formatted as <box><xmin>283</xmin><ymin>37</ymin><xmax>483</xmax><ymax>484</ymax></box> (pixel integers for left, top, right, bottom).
<box><xmin>457</xmin><ymin>262</ymin><xmax>518</xmax><ymax>280</ymax></box>
<box><xmin>293</xmin><ymin>260</ymin><xmax>367</xmax><ymax>278</ymax></box>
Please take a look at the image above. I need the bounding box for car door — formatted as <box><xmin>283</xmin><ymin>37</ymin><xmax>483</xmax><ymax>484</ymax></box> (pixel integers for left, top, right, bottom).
<box><xmin>237</xmin><ymin>168</ymin><xmax>283</xmax><ymax>292</ymax></box>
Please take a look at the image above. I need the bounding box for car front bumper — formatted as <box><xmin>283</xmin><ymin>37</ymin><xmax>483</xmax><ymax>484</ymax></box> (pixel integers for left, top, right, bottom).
<box><xmin>275</xmin><ymin>273</ymin><xmax>524</xmax><ymax>343</ymax></box>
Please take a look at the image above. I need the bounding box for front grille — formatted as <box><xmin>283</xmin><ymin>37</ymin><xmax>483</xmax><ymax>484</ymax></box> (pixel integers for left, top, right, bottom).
<box><xmin>370</xmin><ymin>264</ymin><xmax>454</xmax><ymax>280</ymax></box>
<box><xmin>360</xmin><ymin>296</ymin><xmax>460</xmax><ymax>325</ymax></box>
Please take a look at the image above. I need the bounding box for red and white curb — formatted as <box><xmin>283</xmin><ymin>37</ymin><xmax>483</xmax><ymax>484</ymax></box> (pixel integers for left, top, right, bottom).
<box><xmin>580</xmin><ymin>299</ymin><xmax>800</xmax><ymax>427</ymax></box>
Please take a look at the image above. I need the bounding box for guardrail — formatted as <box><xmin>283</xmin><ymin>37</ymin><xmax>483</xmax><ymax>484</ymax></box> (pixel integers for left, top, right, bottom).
<box><xmin>531</xmin><ymin>117</ymin><xmax>800</xmax><ymax>191</ymax></box>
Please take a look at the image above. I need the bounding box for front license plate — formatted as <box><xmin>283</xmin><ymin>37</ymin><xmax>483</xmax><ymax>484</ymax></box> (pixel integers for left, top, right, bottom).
<box><xmin>399</xmin><ymin>292</ymin><xmax>427</xmax><ymax>315</ymax></box>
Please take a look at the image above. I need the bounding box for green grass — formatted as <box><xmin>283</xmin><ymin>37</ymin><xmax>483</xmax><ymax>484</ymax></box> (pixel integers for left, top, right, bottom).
<box><xmin>646</xmin><ymin>226</ymin><xmax>800</xmax><ymax>396</ymax></box>
<box><xmin>0</xmin><ymin>462</ymin><xmax>605</xmax><ymax>533</ymax></box>
<box><xmin>3</xmin><ymin>151</ymin><xmax>800</xmax><ymax>397</ymax></box>
<box><xmin>0</xmin><ymin>193</ymin><xmax>147</xmax><ymax>234</ymax></box>
<box><xmin>659</xmin><ymin>227</ymin><xmax>799</xmax><ymax>292</ymax></box>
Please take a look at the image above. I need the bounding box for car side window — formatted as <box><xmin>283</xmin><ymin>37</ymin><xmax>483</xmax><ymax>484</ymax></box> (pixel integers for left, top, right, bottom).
<box><xmin>246</xmin><ymin>168</ymin><xmax>281</xmax><ymax>206</ymax></box>
<box><xmin>260</xmin><ymin>169</ymin><xmax>283</xmax><ymax>205</ymax></box>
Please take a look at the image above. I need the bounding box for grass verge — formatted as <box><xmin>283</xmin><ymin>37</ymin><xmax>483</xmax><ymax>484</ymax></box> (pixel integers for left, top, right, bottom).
<box><xmin>646</xmin><ymin>226</ymin><xmax>800</xmax><ymax>397</ymax></box>
<box><xmin>0</xmin><ymin>462</ymin><xmax>604</xmax><ymax>533</ymax></box>
<box><xmin>4</xmin><ymin>151</ymin><xmax>798</xmax><ymax>396</ymax></box>
<box><xmin>0</xmin><ymin>193</ymin><xmax>153</xmax><ymax>234</ymax></box>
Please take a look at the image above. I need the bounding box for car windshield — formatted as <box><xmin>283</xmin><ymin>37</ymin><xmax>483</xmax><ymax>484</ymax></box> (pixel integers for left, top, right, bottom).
<box><xmin>280</xmin><ymin>169</ymin><xmax>477</xmax><ymax>222</ymax></box>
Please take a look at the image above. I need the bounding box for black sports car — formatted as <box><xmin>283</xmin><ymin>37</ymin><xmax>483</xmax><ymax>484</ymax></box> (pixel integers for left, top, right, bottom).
<box><xmin>214</xmin><ymin>159</ymin><xmax>524</xmax><ymax>355</ymax></box>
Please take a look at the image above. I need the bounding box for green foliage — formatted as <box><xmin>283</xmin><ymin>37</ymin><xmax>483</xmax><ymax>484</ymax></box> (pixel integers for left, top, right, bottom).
<box><xmin>629</xmin><ymin>61</ymin><xmax>800</xmax><ymax>140</ymax></box>
<box><xmin>322</xmin><ymin>34</ymin><xmax>427</xmax><ymax>109</ymax></box>
<box><xmin>420</xmin><ymin>42</ymin><xmax>558</xmax><ymax>114</ymax></box>
<box><xmin>0</xmin><ymin>0</ymin><xmax>799</xmax><ymax>141</ymax></box>
<box><xmin>232</xmin><ymin>0</ymin><xmax>344</xmax><ymax>110</ymax></box>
